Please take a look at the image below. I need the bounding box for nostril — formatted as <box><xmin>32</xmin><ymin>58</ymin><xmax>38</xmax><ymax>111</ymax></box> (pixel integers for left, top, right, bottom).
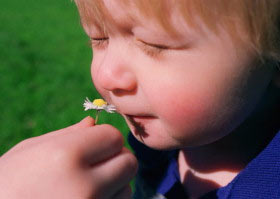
<box><xmin>97</xmin><ymin>67</ymin><xmax>137</xmax><ymax>93</ymax></box>
<box><xmin>112</xmin><ymin>86</ymin><xmax>137</xmax><ymax>96</ymax></box>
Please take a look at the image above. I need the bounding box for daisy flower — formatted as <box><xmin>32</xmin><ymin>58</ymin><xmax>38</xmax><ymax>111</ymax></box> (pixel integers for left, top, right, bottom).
<box><xmin>83</xmin><ymin>97</ymin><xmax>116</xmax><ymax>124</ymax></box>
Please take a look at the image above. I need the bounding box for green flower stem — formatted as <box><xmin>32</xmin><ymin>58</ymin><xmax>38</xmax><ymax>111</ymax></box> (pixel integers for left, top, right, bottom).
<box><xmin>95</xmin><ymin>110</ymin><xmax>101</xmax><ymax>124</ymax></box>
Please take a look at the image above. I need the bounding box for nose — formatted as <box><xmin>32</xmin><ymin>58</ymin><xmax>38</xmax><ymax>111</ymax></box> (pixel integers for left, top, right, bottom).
<box><xmin>93</xmin><ymin>50</ymin><xmax>137</xmax><ymax>93</ymax></box>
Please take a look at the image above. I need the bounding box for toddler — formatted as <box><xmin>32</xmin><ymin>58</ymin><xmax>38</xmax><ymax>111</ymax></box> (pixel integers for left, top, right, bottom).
<box><xmin>75</xmin><ymin>0</ymin><xmax>280</xmax><ymax>198</ymax></box>
<box><xmin>1</xmin><ymin>0</ymin><xmax>280</xmax><ymax>199</ymax></box>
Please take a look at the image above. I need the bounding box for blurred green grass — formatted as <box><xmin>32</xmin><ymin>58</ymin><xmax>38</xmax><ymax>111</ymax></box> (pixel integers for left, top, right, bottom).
<box><xmin>0</xmin><ymin>0</ymin><xmax>130</xmax><ymax>155</ymax></box>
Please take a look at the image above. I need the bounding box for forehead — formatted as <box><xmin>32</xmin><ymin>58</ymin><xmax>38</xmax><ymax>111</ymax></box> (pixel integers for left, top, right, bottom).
<box><xmin>100</xmin><ymin>0</ymin><xmax>136</xmax><ymax>30</ymax></box>
<box><xmin>76</xmin><ymin>0</ymin><xmax>193</xmax><ymax>36</ymax></box>
<box><xmin>75</xmin><ymin>0</ymin><xmax>250</xmax><ymax>45</ymax></box>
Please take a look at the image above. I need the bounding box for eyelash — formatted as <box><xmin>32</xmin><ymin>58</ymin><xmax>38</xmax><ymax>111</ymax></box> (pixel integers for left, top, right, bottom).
<box><xmin>88</xmin><ymin>37</ymin><xmax>169</xmax><ymax>58</ymax></box>
<box><xmin>138</xmin><ymin>41</ymin><xmax>169</xmax><ymax>58</ymax></box>
<box><xmin>89</xmin><ymin>37</ymin><xmax>109</xmax><ymax>49</ymax></box>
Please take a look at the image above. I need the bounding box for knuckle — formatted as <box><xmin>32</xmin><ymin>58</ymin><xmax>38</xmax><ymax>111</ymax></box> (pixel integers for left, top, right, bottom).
<box><xmin>100</xmin><ymin>124</ymin><xmax>124</xmax><ymax>148</ymax></box>
<box><xmin>14</xmin><ymin>137</ymin><xmax>38</xmax><ymax>151</ymax></box>
<box><xmin>48</xmin><ymin>142</ymin><xmax>72</xmax><ymax>165</ymax></box>
<box><xmin>18</xmin><ymin>137</ymin><xmax>36</xmax><ymax>146</ymax></box>
<box><xmin>123</xmin><ymin>152</ymin><xmax>138</xmax><ymax>176</ymax></box>
<box><xmin>90</xmin><ymin>186</ymin><xmax>106</xmax><ymax>199</ymax></box>
<box><xmin>100</xmin><ymin>124</ymin><xmax>120</xmax><ymax>135</ymax></box>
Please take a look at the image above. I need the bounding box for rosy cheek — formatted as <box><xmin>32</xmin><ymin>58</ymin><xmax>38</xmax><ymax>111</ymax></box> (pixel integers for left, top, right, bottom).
<box><xmin>155</xmin><ymin>88</ymin><xmax>215</xmax><ymax>134</ymax></box>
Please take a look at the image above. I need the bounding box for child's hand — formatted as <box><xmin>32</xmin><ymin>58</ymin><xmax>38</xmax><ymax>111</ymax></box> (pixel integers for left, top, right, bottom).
<box><xmin>0</xmin><ymin>117</ymin><xmax>138</xmax><ymax>199</ymax></box>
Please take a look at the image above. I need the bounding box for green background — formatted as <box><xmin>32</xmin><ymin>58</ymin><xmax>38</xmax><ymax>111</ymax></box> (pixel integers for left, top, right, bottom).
<box><xmin>0</xmin><ymin>0</ymin><xmax>130</xmax><ymax>155</ymax></box>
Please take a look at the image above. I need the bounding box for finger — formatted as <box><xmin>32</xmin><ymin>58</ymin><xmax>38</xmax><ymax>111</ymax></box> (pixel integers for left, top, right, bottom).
<box><xmin>4</xmin><ymin>116</ymin><xmax>95</xmax><ymax>154</ymax></box>
<box><xmin>112</xmin><ymin>185</ymin><xmax>132</xmax><ymax>199</ymax></box>
<box><xmin>39</xmin><ymin>116</ymin><xmax>95</xmax><ymax>140</ymax></box>
<box><xmin>3</xmin><ymin>117</ymin><xmax>95</xmax><ymax>159</ymax></box>
<box><xmin>69</xmin><ymin>124</ymin><xmax>124</xmax><ymax>166</ymax></box>
<box><xmin>91</xmin><ymin>148</ymin><xmax>138</xmax><ymax>197</ymax></box>
<box><xmin>61</xmin><ymin>116</ymin><xmax>95</xmax><ymax>131</ymax></box>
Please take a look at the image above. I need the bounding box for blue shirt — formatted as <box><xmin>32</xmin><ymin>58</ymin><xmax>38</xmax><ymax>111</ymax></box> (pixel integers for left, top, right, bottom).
<box><xmin>129</xmin><ymin>129</ymin><xmax>280</xmax><ymax>199</ymax></box>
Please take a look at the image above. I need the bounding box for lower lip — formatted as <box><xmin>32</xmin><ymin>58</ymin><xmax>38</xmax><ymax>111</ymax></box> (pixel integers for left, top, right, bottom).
<box><xmin>127</xmin><ymin>115</ymin><xmax>156</xmax><ymax>123</ymax></box>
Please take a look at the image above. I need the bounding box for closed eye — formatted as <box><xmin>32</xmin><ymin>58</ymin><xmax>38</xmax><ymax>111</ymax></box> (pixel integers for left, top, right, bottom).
<box><xmin>89</xmin><ymin>37</ymin><xmax>109</xmax><ymax>49</ymax></box>
<box><xmin>140</xmin><ymin>40</ymin><xmax>169</xmax><ymax>50</ymax></box>
<box><xmin>136</xmin><ymin>39</ymin><xmax>170</xmax><ymax>58</ymax></box>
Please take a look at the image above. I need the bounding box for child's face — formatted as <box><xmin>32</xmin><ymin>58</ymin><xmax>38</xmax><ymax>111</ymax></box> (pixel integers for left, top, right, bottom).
<box><xmin>86</xmin><ymin>1</ymin><xmax>274</xmax><ymax>150</ymax></box>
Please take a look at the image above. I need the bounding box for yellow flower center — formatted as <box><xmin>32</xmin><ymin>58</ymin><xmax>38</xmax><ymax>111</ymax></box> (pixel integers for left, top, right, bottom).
<box><xmin>93</xmin><ymin>99</ymin><xmax>107</xmax><ymax>107</ymax></box>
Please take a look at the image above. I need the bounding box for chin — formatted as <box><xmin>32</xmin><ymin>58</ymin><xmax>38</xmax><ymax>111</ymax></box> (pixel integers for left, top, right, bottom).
<box><xmin>130</xmin><ymin>128</ymin><xmax>183</xmax><ymax>151</ymax></box>
<box><xmin>125</xmin><ymin>117</ymin><xmax>214</xmax><ymax>150</ymax></box>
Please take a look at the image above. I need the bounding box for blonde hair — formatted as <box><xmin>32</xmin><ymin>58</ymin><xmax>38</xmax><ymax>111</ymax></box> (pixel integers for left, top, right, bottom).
<box><xmin>74</xmin><ymin>0</ymin><xmax>280</xmax><ymax>63</ymax></box>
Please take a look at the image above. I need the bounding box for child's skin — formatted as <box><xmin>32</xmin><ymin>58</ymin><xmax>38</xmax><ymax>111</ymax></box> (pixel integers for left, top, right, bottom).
<box><xmin>87</xmin><ymin>0</ymin><xmax>279</xmax><ymax>197</ymax></box>
<box><xmin>0</xmin><ymin>0</ymin><xmax>279</xmax><ymax>198</ymax></box>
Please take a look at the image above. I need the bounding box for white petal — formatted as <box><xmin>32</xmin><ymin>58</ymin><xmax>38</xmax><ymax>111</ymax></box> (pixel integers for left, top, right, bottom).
<box><xmin>104</xmin><ymin>104</ymin><xmax>116</xmax><ymax>113</ymax></box>
<box><xmin>83</xmin><ymin>97</ymin><xmax>95</xmax><ymax>111</ymax></box>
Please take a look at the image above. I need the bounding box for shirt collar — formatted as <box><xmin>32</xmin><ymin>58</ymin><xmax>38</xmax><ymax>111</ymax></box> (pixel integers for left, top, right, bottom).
<box><xmin>156</xmin><ymin>153</ymin><xmax>180</xmax><ymax>194</ymax></box>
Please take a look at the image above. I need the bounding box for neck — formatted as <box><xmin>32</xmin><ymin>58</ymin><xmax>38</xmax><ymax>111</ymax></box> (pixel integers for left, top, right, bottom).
<box><xmin>179</xmin><ymin>82</ymin><xmax>280</xmax><ymax>198</ymax></box>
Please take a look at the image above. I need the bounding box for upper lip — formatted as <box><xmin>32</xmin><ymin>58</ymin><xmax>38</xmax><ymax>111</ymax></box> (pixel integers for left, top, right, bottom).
<box><xmin>113</xmin><ymin>106</ymin><xmax>156</xmax><ymax>117</ymax></box>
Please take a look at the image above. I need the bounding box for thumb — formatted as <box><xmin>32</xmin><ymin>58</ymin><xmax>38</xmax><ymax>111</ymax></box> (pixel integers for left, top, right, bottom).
<box><xmin>38</xmin><ymin>116</ymin><xmax>95</xmax><ymax>140</ymax></box>
<box><xmin>77</xmin><ymin>116</ymin><xmax>95</xmax><ymax>128</ymax></box>
<box><xmin>65</xmin><ymin>116</ymin><xmax>95</xmax><ymax>131</ymax></box>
